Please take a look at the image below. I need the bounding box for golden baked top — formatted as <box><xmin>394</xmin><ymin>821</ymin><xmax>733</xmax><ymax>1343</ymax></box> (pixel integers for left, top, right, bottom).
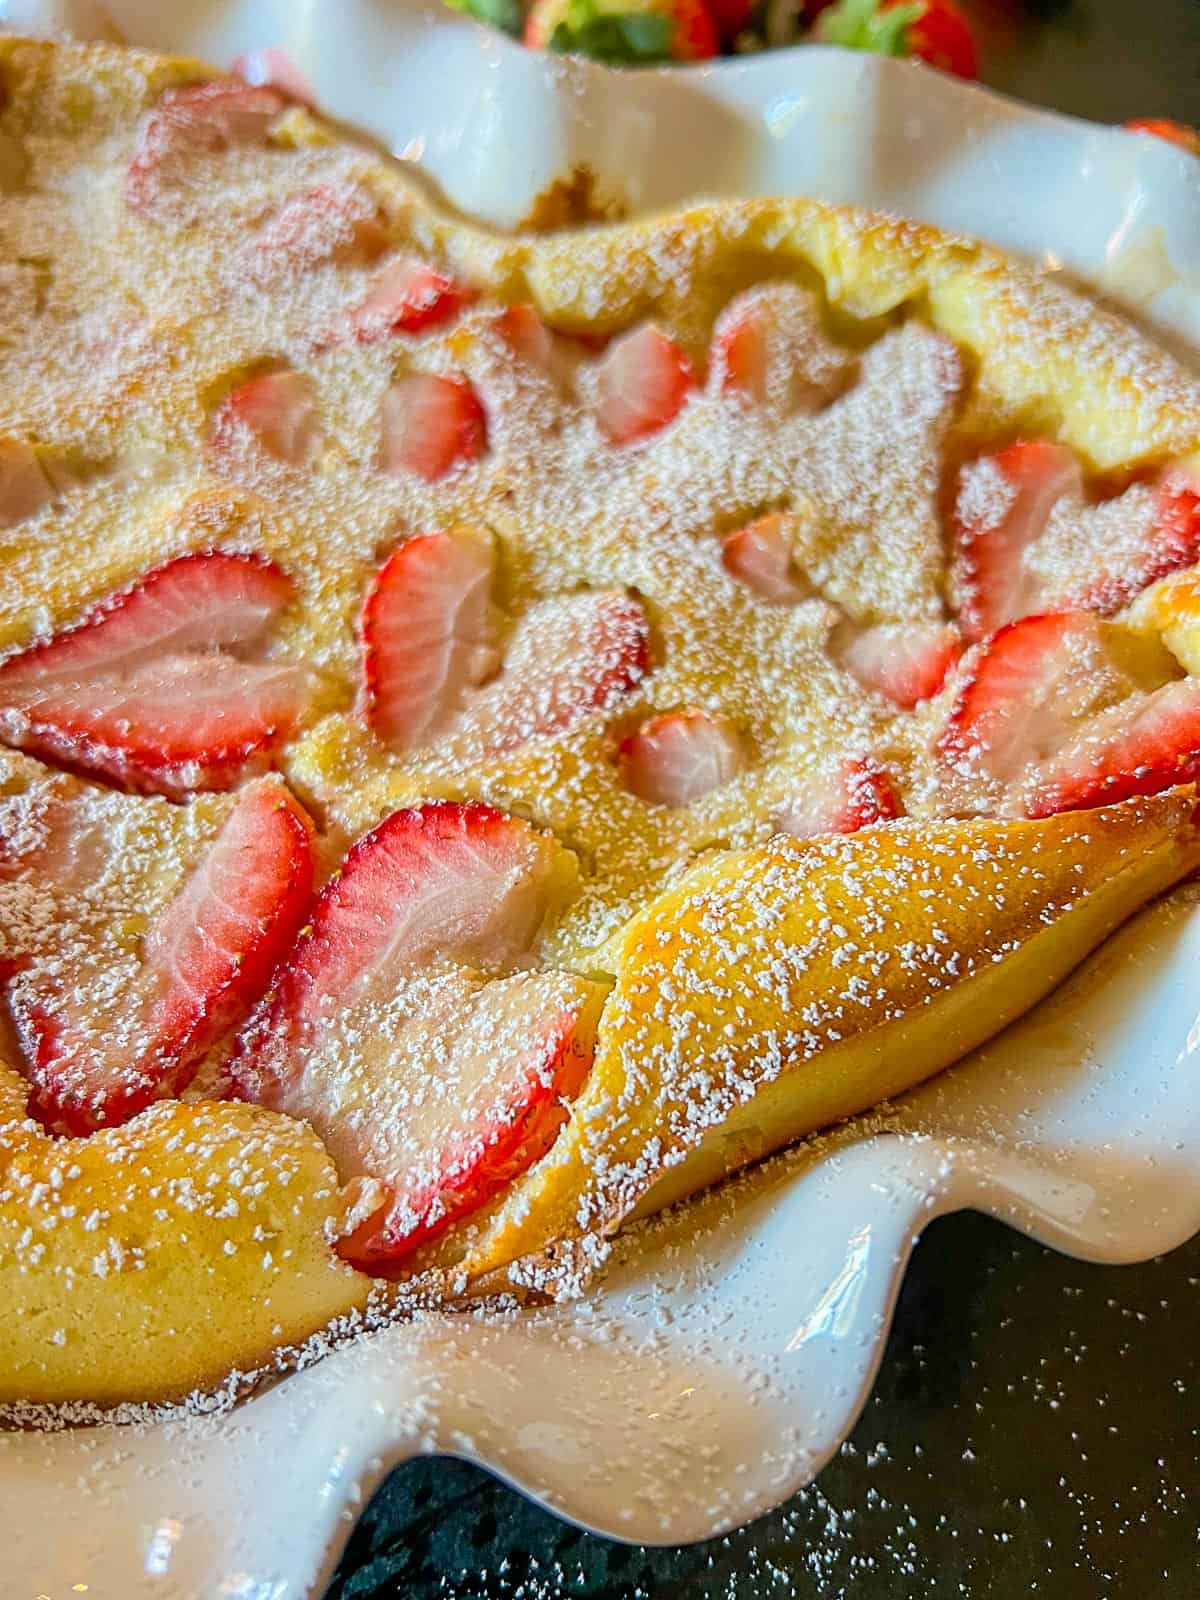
<box><xmin>0</xmin><ymin>36</ymin><xmax>1197</xmax><ymax>1409</ymax></box>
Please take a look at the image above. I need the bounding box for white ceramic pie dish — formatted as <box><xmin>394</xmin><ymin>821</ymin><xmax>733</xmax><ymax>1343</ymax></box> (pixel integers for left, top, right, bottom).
<box><xmin>0</xmin><ymin>3</ymin><xmax>1198</xmax><ymax>1595</ymax></box>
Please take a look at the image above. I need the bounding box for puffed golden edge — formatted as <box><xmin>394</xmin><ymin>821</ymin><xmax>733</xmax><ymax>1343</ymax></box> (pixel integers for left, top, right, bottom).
<box><xmin>0</xmin><ymin>36</ymin><xmax>1196</xmax><ymax>1406</ymax></box>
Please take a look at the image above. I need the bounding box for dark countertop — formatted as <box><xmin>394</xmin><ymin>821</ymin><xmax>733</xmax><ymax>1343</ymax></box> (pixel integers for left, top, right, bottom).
<box><xmin>327</xmin><ymin>5</ymin><xmax>1199</xmax><ymax>1594</ymax></box>
<box><xmin>327</xmin><ymin>1216</ymin><xmax>1200</xmax><ymax>1597</ymax></box>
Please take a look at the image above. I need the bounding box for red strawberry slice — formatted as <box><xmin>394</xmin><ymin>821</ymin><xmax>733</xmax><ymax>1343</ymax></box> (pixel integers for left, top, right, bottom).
<box><xmin>493</xmin><ymin>303</ymin><xmax>555</xmax><ymax>370</ymax></box>
<box><xmin>352</xmin><ymin>258</ymin><xmax>476</xmax><ymax>344</ymax></box>
<box><xmin>1157</xmin><ymin>471</ymin><xmax>1200</xmax><ymax>550</ymax></box>
<box><xmin>278</xmin><ymin>964</ymin><xmax>604</xmax><ymax>1271</ymax></box>
<box><xmin>595</xmin><ymin>324</ymin><xmax>697</xmax><ymax>446</ymax></box>
<box><xmin>12</xmin><ymin>777</ymin><xmax>314</xmax><ymax>1135</ymax></box>
<box><xmin>241</xmin><ymin>184</ymin><xmax>388</xmax><ymax>284</ymax></box>
<box><xmin>362</xmin><ymin>529</ymin><xmax>649</xmax><ymax>758</ymax></box>
<box><xmin>1027</xmin><ymin>678</ymin><xmax>1200</xmax><ymax>818</ymax></box>
<box><xmin>361</xmin><ymin>526</ymin><xmax>501</xmax><ymax>751</ymax></box>
<box><xmin>229</xmin><ymin>800</ymin><xmax>598</xmax><ymax>1265</ymax></box>
<box><xmin>712</xmin><ymin>300</ymin><xmax>768</xmax><ymax>401</ymax></box>
<box><xmin>721</xmin><ymin>514</ymin><xmax>814</xmax><ymax>604</ymax></box>
<box><xmin>836</xmin><ymin>621</ymin><xmax>962</xmax><ymax>709</ymax></box>
<box><xmin>0</xmin><ymin>551</ymin><xmax>308</xmax><ymax>796</ymax></box>
<box><xmin>0</xmin><ymin>551</ymin><xmax>292</xmax><ymax>683</ymax></box>
<box><xmin>937</xmin><ymin>610</ymin><xmax>1174</xmax><ymax>788</ymax></box>
<box><xmin>453</xmin><ymin>590</ymin><xmax>651</xmax><ymax>761</ymax></box>
<box><xmin>380</xmin><ymin>372</ymin><xmax>487</xmax><ymax>482</ymax></box>
<box><xmin>0</xmin><ymin>437</ymin><xmax>54</xmax><ymax>528</ymax></box>
<box><xmin>709</xmin><ymin>284</ymin><xmax>848</xmax><ymax>411</ymax></box>
<box><xmin>0</xmin><ymin>654</ymin><xmax>308</xmax><ymax>798</ymax></box>
<box><xmin>1060</xmin><ymin>469</ymin><xmax>1200</xmax><ymax>616</ymax></box>
<box><xmin>617</xmin><ymin>708</ymin><xmax>744</xmax><ymax>806</ymax></box>
<box><xmin>0</xmin><ymin>762</ymin><xmax>110</xmax><ymax>894</ymax></box>
<box><xmin>957</xmin><ymin>448</ymin><xmax>1200</xmax><ymax>637</ymax></box>
<box><xmin>124</xmin><ymin>79</ymin><xmax>288</xmax><ymax>220</ymax></box>
<box><xmin>142</xmin><ymin>777</ymin><xmax>315</xmax><ymax>1069</ymax></box>
<box><xmin>234</xmin><ymin>802</ymin><xmax>582</xmax><ymax>1047</ymax></box>
<box><xmin>210</xmin><ymin>369</ymin><xmax>323</xmax><ymax>469</ymax></box>
<box><xmin>954</xmin><ymin>441</ymin><xmax>1082</xmax><ymax>642</ymax></box>
<box><xmin>778</xmin><ymin>755</ymin><xmax>903</xmax><ymax>839</ymax></box>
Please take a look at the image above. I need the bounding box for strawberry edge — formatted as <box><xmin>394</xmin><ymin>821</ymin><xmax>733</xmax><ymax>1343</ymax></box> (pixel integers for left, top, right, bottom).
<box><xmin>18</xmin><ymin>786</ymin><xmax>317</xmax><ymax>1136</ymax></box>
<box><xmin>0</xmin><ymin>550</ymin><xmax>295</xmax><ymax>687</ymax></box>
<box><xmin>336</xmin><ymin>999</ymin><xmax>596</xmax><ymax>1271</ymax></box>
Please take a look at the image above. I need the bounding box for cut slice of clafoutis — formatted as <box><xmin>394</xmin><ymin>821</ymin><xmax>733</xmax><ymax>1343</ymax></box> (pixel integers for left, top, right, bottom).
<box><xmin>454</xmin><ymin>789</ymin><xmax>1200</xmax><ymax>1289</ymax></box>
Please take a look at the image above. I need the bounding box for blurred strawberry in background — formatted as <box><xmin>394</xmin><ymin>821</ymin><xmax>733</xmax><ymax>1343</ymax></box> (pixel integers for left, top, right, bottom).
<box><xmin>814</xmin><ymin>0</ymin><xmax>978</xmax><ymax>75</ymax></box>
<box><xmin>523</xmin><ymin>0</ymin><xmax>718</xmax><ymax>60</ymax></box>
<box><xmin>444</xmin><ymin>0</ymin><xmax>1200</xmax><ymax>156</ymax></box>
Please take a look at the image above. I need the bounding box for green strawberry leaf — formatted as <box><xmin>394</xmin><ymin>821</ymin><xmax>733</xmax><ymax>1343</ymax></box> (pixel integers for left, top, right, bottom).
<box><xmin>815</xmin><ymin>0</ymin><xmax>925</xmax><ymax>57</ymax></box>
<box><xmin>445</xmin><ymin>0</ymin><xmax>524</xmax><ymax>33</ymax></box>
<box><xmin>548</xmin><ymin>0</ymin><xmax>675</xmax><ymax>62</ymax></box>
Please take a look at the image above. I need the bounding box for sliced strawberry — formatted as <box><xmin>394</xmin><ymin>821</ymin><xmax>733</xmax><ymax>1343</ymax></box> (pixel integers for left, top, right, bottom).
<box><xmin>324</xmin><ymin>967</ymin><xmax>604</xmax><ymax>1269</ymax></box>
<box><xmin>361</xmin><ymin>526</ymin><xmax>501</xmax><ymax>752</ymax></box>
<box><xmin>0</xmin><ymin>654</ymin><xmax>308</xmax><ymax>798</ymax></box>
<box><xmin>709</xmin><ymin>284</ymin><xmax>848</xmax><ymax>411</ymax></box>
<box><xmin>493</xmin><ymin>303</ymin><xmax>555</xmax><ymax>370</ymax></box>
<box><xmin>241</xmin><ymin>184</ymin><xmax>388</xmax><ymax>285</ymax></box>
<box><xmin>937</xmin><ymin>610</ymin><xmax>1174</xmax><ymax>788</ymax></box>
<box><xmin>453</xmin><ymin>590</ymin><xmax>650</xmax><ymax>760</ymax></box>
<box><xmin>0</xmin><ymin>551</ymin><xmax>307</xmax><ymax>796</ymax></box>
<box><xmin>380</xmin><ymin>372</ymin><xmax>487</xmax><ymax>482</ymax></box>
<box><xmin>617</xmin><ymin>708</ymin><xmax>744</xmax><ymax>806</ymax></box>
<box><xmin>1158</xmin><ymin>467</ymin><xmax>1200</xmax><ymax>566</ymax></box>
<box><xmin>1027</xmin><ymin>678</ymin><xmax>1200</xmax><ymax>818</ymax></box>
<box><xmin>0</xmin><ymin>437</ymin><xmax>54</xmax><ymax>528</ymax></box>
<box><xmin>210</xmin><ymin>369</ymin><xmax>323</xmax><ymax>469</ymax></box>
<box><xmin>234</xmin><ymin>803</ymin><xmax>580</xmax><ymax>1052</ymax></box>
<box><xmin>124</xmin><ymin>79</ymin><xmax>287</xmax><ymax>220</ymax></box>
<box><xmin>363</xmin><ymin>531</ymin><xmax>649</xmax><ymax>759</ymax></box>
<box><xmin>15</xmin><ymin>777</ymin><xmax>315</xmax><ymax>1135</ymax></box>
<box><xmin>778</xmin><ymin>755</ymin><xmax>903</xmax><ymax>839</ymax></box>
<box><xmin>595</xmin><ymin>323</ymin><xmax>697</xmax><ymax>446</ymax></box>
<box><xmin>143</xmin><ymin>777</ymin><xmax>315</xmax><ymax>1068</ymax></box>
<box><xmin>1045</xmin><ymin>468</ymin><xmax>1200</xmax><ymax>618</ymax></box>
<box><xmin>954</xmin><ymin>441</ymin><xmax>1082</xmax><ymax>642</ymax></box>
<box><xmin>352</xmin><ymin>258</ymin><xmax>476</xmax><ymax>344</ymax></box>
<box><xmin>721</xmin><ymin>514</ymin><xmax>814</xmax><ymax>605</ymax></box>
<box><xmin>0</xmin><ymin>551</ymin><xmax>292</xmax><ymax>683</ymax></box>
<box><xmin>230</xmin><ymin>800</ymin><xmax>595</xmax><ymax>1264</ymax></box>
<box><xmin>712</xmin><ymin>302</ymin><xmax>765</xmax><ymax>401</ymax></box>
<box><xmin>0</xmin><ymin>763</ymin><xmax>108</xmax><ymax>897</ymax></box>
<box><xmin>836</xmin><ymin>621</ymin><xmax>962</xmax><ymax>709</ymax></box>
<box><xmin>1141</xmin><ymin>471</ymin><xmax>1200</xmax><ymax>597</ymax></box>
<box><xmin>956</xmin><ymin>446</ymin><xmax>1200</xmax><ymax>636</ymax></box>
<box><xmin>274</xmin><ymin>964</ymin><xmax>604</xmax><ymax>1270</ymax></box>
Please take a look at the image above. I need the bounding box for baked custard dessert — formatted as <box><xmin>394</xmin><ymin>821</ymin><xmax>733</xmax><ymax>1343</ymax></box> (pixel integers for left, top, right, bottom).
<box><xmin>0</xmin><ymin>37</ymin><xmax>1197</xmax><ymax>1408</ymax></box>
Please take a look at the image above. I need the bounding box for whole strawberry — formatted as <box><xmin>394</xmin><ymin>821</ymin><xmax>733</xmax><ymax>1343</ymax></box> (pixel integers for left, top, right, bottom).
<box><xmin>816</xmin><ymin>0</ymin><xmax>979</xmax><ymax>78</ymax></box>
<box><xmin>524</xmin><ymin>0</ymin><xmax>719</xmax><ymax>62</ymax></box>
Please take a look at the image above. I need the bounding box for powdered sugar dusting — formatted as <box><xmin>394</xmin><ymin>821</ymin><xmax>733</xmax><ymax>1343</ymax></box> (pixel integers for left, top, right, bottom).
<box><xmin>0</xmin><ymin>36</ymin><xmax>1197</xmax><ymax>1416</ymax></box>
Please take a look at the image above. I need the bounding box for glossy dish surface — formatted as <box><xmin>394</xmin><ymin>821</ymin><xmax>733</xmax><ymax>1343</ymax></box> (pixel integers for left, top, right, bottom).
<box><xmin>0</xmin><ymin>5</ymin><xmax>1197</xmax><ymax>1593</ymax></box>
